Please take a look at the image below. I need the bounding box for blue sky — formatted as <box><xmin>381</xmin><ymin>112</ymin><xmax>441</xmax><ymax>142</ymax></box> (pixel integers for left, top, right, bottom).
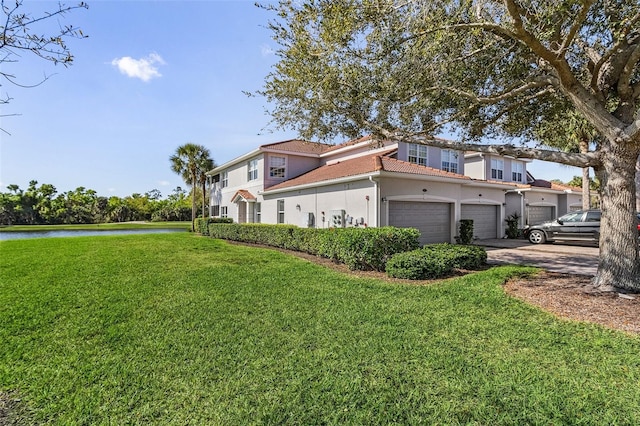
<box><xmin>0</xmin><ymin>0</ymin><xmax>581</xmax><ymax>198</ymax></box>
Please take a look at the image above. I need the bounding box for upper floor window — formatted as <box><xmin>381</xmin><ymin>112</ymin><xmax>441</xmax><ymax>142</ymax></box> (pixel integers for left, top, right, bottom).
<box><xmin>248</xmin><ymin>159</ymin><xmax>258</xmax><ymax>181</ymax></box>
<box><xmin>270</xmin><ymin>156</ymin><xmax>286</xmax><ymax>178</ymax></box>
<box><xmin>408</xmin><ymin>144</ymin><xmax>428</xmax><ymax>166</ymax></box>
<box><xmin>512</xmin><ymin>162</ymin><xmax>524</xmax><ymax>182</ymax></box>
<box><xmin>491</xmin><ymin>159</ymin><xmax>504</xmax><ymax>180</ymax></box>
<box><xmin>221</xmin><ymin>171</ymin><xmax>228</xmax><ymax>188</ymax></box>
<box><xmin>277</xmin><ymin>199</ymin><xmax>285</xmax><ymax>224</ymax></box>
<box><xmin>441</xmin><ymin>150</ymin><xmax>459</xmax><ymax>173</ymax></box>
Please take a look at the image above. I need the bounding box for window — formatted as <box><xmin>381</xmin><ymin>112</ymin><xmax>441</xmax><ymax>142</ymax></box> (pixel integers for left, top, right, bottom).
<box><xmin>221</xmin><ymin>206</ymin><xmax>228</xmax><ymax>218</ymax></box>
<box><xmin>255</xmin><ymin>203</ymin><xmax>261</xmax><ymax>223</ymax></box>
<box><xmin>211</xmin><ymin>205</ymin><xmax>220</xmax><ymax>217</ymax></box>
<box><xmin>221</xmin><ymin>171</ymin><xmax>228</xmax><ymax>188</ymax></box>
<box><xmin>512</xmin><ymin>162</ymin><xmax>524</xmax><ymax>182</ymax></box>
<box><xmin>441</xmin><ymin>149</ymin><xmax>459</xmax><ymax>173</ymax></box>
<box><xmin>248</xmin><ymin>159</ymin><xmax>258</xmax><ymax>181</ymax></box>
<box><xmin>585</xmin><ymin>211</ymin><xmax>601</xmax><ymax>222</ymax></box>
<box><xmin>408</xmin><ymin>144</ymin><xmax>428</xmax><ymax>166</ymax></box>
<box><xmin>211</xmin><ymin>174</ymin><xmax>220</xmax><ymax>190</ymax></box>
<box><xmin>277</xmin><ymin>199</ymin><xmax>285</xmax><ymax>224</ymax></box>
<box><xmin>491</xmin><ymin>159</ymin><xmax>504</xmax><ymax>180</ymax></box>
<box><xmin>559</xmin><ymin>211</ymin><xmax>582</xmax><ymax>222</ymax></box>
<box><xmin>270</xmin><ymin>156</ymin><xmax>286</xmax><ymax>178</ymax></box>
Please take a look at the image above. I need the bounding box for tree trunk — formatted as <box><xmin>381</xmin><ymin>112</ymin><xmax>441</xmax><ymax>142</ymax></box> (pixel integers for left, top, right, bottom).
<box><xmin>636</xmin><ymin>155</ymin><xmax>640</xmax><ymax>213</ymax></box>
<box><xmin>580</xmin><ymin>138</ymin><xmax>590</xmax><ymax>210</ymax></box>
<box><xmin>201</xmin><ymin>181</ymin><xmax>207</xmax><ymax>219</ymax></box>
<box><xmin>191</xmin><ymin>176</ymin><xmax>197</xmax><ymax>232</ymax></box>
<box><xmin>592</xmin><ymin>142</ymin><xmax>640</xmax><ymax>292</ymax></box>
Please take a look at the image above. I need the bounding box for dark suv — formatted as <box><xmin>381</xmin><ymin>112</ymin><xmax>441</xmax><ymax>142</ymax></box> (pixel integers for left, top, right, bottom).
<box><xmin>524</xmin><ymin>210</ymin><xmax>601</xmax><ymax>244</ymax></box>
<box><xmin>525</xmin><ymin>211</ymin><xmax>640</xmax><ymax>244</ymax></box>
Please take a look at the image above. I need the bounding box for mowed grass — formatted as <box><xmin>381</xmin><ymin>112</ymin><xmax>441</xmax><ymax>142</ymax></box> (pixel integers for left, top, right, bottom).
<box><xmin>1</xmin><ymin>234</ymin><xmax>639</xmax><ymax>424</ymax></box>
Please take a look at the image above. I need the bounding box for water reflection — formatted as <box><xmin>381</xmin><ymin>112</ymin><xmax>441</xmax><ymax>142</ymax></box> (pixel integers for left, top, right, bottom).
<box><xmin>0</xmin><ymin>228</ymin><xmax>186</xmax><ymax>241</ymax></box>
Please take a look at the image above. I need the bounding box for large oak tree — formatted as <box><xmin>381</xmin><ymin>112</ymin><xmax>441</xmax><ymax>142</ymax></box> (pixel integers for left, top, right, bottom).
<box><xmin>260</xmin><ymin>0</ymin><xmax>640</xmax><ymax>291</ymax></box>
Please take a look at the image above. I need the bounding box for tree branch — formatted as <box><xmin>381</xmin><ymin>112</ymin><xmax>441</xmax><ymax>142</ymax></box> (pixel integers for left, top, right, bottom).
<box><xmin>558</xmin><ymin>0</ymin><xmax>595</xmax><ymax>54</ymax></box>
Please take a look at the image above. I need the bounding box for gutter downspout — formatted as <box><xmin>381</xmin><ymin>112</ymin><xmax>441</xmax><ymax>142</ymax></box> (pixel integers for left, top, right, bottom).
<box><xmin>369</xmin><ymin>175</ymin><xmax>379</xmax><ymax>227</ymax></box>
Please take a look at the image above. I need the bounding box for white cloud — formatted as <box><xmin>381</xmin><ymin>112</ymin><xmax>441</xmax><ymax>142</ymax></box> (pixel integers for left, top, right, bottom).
<box><xmin>261</xmin><ymin>44</ymin><xmax>275</xmax><ymax>57</ymax></box>
<box><xmin>158</xmin><ymin>180</ymin><xmax>170</xmax><ymax>187</ymax></box>
<box><xmin>111</xmin><ymin>53</ymin><xmax>166</xmax><ymax>82</ymax></box>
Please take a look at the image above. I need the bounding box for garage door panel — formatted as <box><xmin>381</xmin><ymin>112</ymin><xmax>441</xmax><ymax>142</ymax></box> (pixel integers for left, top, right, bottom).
<box><xmin>389</xmin><ymin>201</ymin><xmax>451</xmax><ymax>245</ymax></box>
<box><xmin>461</xmin><ymin>204</ymin><xmax>498</xmax><ymax>240</ymax></box>
<box><xmin>528</xmin><ymin>206</ymin><xmax>554</xmax><ymax>225</ymax></box>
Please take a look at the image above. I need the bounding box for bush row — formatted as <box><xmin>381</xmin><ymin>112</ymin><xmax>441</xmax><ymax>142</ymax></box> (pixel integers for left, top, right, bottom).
<box><xmin>205</xmin><ymin>223</ymin><xmax>420</xmax><ymax>271</ymax></box>
<box><xmin>195</xmin><ymin>217</ymin><xmax>233</xmax><ymax>234</ymax></box>
<box><xmin>386</xmin><ymin>243</ymin><xmax>487</xmax><ymax>280</ymax></box>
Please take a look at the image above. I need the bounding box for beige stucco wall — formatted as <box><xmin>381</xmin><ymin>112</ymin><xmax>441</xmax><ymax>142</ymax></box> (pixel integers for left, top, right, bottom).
<box><xmin>261</xmin><ymin>179</ymin><xmax>377</xmax><ymax>228</ymax></box>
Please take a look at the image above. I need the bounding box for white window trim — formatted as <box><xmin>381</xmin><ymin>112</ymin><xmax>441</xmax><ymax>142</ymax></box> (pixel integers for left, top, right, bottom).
<box><xmin>269</xmin><ymin>155</ymin><xmax>287</xmax><ymax>179</ymax></box>
<box><xmin>277</xmin><ymin>199</ymin><xmax>285</xmax><ymax>224</ymax></box>
<box><xmin>491</xmin><ymin>159</ymin><xmax>504</xmax><ymax>180</ymax></box>
<box><xmin>255</xmin><ymin>202</ymin><xmax>261</xmax><ymax>223</ymax></box>
<box><xmin>221</xmin><ymin>206</ymin><xmax>228</xmax><ymax>218</ymax></box>
<box><xmin>408</xmin><ymin>143</ymin><xmax>428</xmax><ymax>166</ymax></box>
<box><xmin>248</xmin><ymin>159</ymin><xmax>258</xmax><ymax>181</ymax></box>
<box><xmin>221</xmin><ymin>171</ymin><xmax>228</xmax><ymax>188</ymax></box>
<box><xmin>441</xmin><ymin>149</ymin><xmax>459</xmax><ymax>173</ymax></box>
<box><xmin>512</xmin><ymin>162</ymin><xmax>524</xmax><ymax>182</ymax></box>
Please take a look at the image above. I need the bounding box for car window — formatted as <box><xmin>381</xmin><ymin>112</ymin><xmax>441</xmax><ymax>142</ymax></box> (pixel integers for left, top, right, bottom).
<box><xmin>559</xmin><ymin>212</ymin><xmax>583</xmax><ymax>222</ymax></box>
<box><xmin>585</xmin><ymin>211</ymin><xmax>601</xmax><ymax>222</ymax></box>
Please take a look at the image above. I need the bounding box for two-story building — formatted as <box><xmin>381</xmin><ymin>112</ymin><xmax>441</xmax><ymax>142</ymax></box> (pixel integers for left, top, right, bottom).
<box><xmin>463</xmin><ymin>152</ymin><xmax>587</xmax><ymax>227</ymax></box>
<box><xmin>207</xmin><ymin>136</ymin><xmax>583</xmax><ymax>244</ymax></box>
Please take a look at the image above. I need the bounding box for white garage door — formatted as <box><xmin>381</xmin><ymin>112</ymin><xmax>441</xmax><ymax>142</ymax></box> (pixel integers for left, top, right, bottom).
<box><xmin>527</xmin><ymin>206</ymin><xmax>554</xmax><ymax>225</ymax></box>
<box><xmin>389</xmin><ymin>201</ymin><xmax>451</xmax><ymax>245</ymax></box>
<box><xmin>461</xmin><ymin>204</ymin><xmax>498</xmax><ymax>240</ymax></box>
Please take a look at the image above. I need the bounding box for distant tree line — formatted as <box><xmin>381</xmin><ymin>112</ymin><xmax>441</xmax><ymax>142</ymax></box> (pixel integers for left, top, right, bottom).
<box><xmin>0</xmin><ymin>181</ymin><xmax>198</xmax><ymax>226</ymax></box>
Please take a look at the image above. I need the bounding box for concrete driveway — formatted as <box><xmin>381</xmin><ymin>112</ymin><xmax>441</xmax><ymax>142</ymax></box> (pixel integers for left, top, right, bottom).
<box><xmin>475</xmin><ymin>239</ymin><xmax>599</xmax><ymax>276</ymax></box>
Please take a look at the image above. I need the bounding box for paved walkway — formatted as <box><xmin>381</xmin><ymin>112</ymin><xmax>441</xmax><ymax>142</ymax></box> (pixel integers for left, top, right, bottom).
<box><xmin>474</xmin><ymin>239</ymin><xmax>599</xmax><ymax>276</ymax></box>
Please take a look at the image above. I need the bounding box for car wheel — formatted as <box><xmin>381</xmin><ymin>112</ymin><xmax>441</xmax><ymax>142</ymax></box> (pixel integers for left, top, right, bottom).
<box><xmin>528</xmin><ymin>229</ymin><xmax>546</xmax><ymax>244</ymax></box>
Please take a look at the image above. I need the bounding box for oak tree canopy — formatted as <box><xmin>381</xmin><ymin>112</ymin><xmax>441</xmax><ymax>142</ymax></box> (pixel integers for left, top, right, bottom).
<box><xmin>260</xmin><ymin>0</ymin><xmax>640</xmax><ymax>291</ymax></box>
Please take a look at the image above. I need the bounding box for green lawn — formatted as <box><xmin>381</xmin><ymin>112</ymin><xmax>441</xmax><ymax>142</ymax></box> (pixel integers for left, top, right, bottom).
<box><xmin>1</xmin><ymin>233</ymin><xmax>639</xmax><ymax>424</ymax></box>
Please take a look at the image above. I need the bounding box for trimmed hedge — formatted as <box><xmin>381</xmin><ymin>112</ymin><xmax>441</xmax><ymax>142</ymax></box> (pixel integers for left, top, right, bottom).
<box><xmin>195</xmin><ymin>217</ymin><xmax>233</xmax><ymax>235</ymax></box>
<box><xmin>386</xmin><ymin>243</ymin><xmax>487</xmax><ymax>280</ymax></box>
<box><xmin>207</xmin><ymin>223</ymin><xmax>420</xmax><ymax>271</ymax></box>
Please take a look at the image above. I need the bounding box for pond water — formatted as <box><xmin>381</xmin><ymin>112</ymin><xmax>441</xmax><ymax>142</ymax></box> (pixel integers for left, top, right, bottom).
<box><xmin>0</xmin><ymin>228</ymin><xmax>186</xmax><ymax>241</ymax></box>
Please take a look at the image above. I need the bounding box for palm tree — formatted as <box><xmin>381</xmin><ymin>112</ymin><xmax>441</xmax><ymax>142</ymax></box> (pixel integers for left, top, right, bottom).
<box><xmin>197</xmin><ymin>156</ymin><xmax>215</xmax><ymax>219</ymax></box>
<box><xmin>170</xmin><ymin>143</ymin><xmax>214</xmax><ymax>231</ymax></box>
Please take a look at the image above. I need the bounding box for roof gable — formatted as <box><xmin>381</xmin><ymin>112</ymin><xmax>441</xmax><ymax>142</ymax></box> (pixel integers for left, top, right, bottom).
<box><xmin>266</xmin><ymin>149</ymin><xmax>472</xmax><ymax>191</ymax></box>
<box><xmin>260</xmin><ymin>139</ymin><xmax>334</xmax><ymax>154</ymax></box>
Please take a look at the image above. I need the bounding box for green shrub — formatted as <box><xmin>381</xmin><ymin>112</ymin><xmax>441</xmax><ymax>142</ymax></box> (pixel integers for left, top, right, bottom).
<box><xmin>385</xmin><ymin>250</ymin><xmax>453</xmax><ymax>280</ymax></box>
<box><xmin>195</xmin><ymin>218</ymin><xmax>234</xmax><ymax>235</ymax></box>
<box><xmin>456</xmin><ymin>219</ymin><xmax>474</xmax><ymax>244</ymax></box>
<box><xmin>505</xmin><ymin>212</ymin><xmax>522</xmax><ymax>239</ymax></box>
<box><xmin>386</xmin><ymin>243</ymin><xmax>487</xmax><ymax>280</ymax></box>
<box><xmin>207</xmin><ymin>224</ymin><xmax>420</xmax><ymax>271</ymax></box>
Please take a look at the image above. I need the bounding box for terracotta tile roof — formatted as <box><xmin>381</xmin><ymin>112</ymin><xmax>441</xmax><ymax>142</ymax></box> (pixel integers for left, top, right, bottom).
<box><xmin>266</xmin><ymin>149</ymin><xmax>471</xmax><ymax>191</ymax></box>
<box><xmin>231</xmin><ymin>189</ymin><xmax>257</xmax><ymax>202</ymax></box>
<box><xmin>380</xmin><ymin>157</ymin><xmax>471</xmax><ymax>180</ymax></box>
<box><xmin>512</xmin><ymin>180</ymin><xmax>583</xmax><ymax>192</ymax></box>
<box><xmin>549</xmin><ymin>182</ymin><xmax>582</xmax><ymax>192</ymax></box>
<box><xmin>260</xmin><ymin>139</ymin><xmax>334</xmax><ymax>154</ymax></box>
<box><xmin>323</xmin><ymin>135</ymin><xmax>376</xmax><ymax>153</ymax></box>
